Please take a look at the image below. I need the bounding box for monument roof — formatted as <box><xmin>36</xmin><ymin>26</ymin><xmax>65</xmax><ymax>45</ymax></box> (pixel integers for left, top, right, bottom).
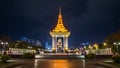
<box><xmin>52</xmin><ymin>7</ymin><xmax>69</xmax><ymax>32</ymax></box>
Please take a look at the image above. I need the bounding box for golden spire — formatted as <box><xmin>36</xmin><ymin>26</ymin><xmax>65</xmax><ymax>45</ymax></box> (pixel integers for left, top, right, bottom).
<box><xmin>52</xmin><ymin>7</ymin><xmax>68</xmax><ymax>32</ymax></box>
<box><xmin>59</xmin><ymin>6</ymin><xmax>61</xmax><ymax>15</ymax></box>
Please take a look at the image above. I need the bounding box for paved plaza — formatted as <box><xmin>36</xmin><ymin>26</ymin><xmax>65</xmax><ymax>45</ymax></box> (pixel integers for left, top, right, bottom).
<box><xmin>12</xmin><ymin>59</ymin><xmax>107</xmax><ymax>68</ymax></box>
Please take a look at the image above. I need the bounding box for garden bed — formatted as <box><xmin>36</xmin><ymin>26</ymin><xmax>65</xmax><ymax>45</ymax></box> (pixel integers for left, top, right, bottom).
<box><xmin>105</xmin><ymin>62</ymin><xmax>120</xmax><ymax>67</ymax></box>
<box><xmin>0</xmin><ymin>62</ymin><xmax>13</xmax><ymax>67</ymax></box>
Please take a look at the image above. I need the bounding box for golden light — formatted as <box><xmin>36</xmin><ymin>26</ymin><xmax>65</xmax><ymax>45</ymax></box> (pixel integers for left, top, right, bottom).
<box><xmin>64</xmin><ymin>47</ymin><xmax>68</xmax><ymax>50</ymax></box>
<box><xmin>75</xmin><ymin>48</ymin><xmax>79</xmax><ymax>51</ymax></box>
<box><xmin>84</xmin><ymin>46</ymin><xmax>87</xmax><ymax>49</ymax></box>
<box><xmin>52</xmin><ymin>7</ymin><xmax>68</xmax><ymax>33</ymax></box>
<box><xmin>93</xmin><ymin>44</ymin><xmax>98</xmax><ymax>50</ymax></box>
<box><xmin>103</xmin><ymin>42</ymin><xmax>107</xmax><ymax>46</ymax></box>
<box><xmin>50</xmin><ymin>7</ymin><xmax>70</xmax><ymax>51</ymax></box>
<box><xmin>50</xmin><ymin>60</ymin><xmax>69</xmax><ymax>68</ymax></box>
<box><xmin>52</xmin><ymin>48</ymin><xmax>56</xmax><ymax>50</ymax></box>
<box><xmin>88</xmin><ymin>45</ymin><xmax>93</xmax><ymax>49</ymax></box>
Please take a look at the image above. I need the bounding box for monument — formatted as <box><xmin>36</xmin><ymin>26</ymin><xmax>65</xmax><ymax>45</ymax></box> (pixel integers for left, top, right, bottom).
<box><xmin>35</xmin><ymin>7</ymin><xmax>85</xmax><ymax>58</ymax></box>
<box><xmin>50</xmin><ymin>7</ymin><xmax>71</xmax><ymax>52</ymax></box>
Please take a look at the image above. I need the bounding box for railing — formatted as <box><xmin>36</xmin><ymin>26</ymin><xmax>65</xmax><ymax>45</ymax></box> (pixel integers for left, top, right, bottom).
<box><xmin>39</xmin><ymin>53</ymin><xmax>82</xmax><ymax>55</ymax></box>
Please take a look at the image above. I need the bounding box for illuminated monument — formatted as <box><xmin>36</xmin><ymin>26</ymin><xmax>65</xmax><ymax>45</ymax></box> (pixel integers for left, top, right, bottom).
<box><xmin>50</xmin><ymin>7</ymin><xmax>71</xmax><ymax>52</ymax></box>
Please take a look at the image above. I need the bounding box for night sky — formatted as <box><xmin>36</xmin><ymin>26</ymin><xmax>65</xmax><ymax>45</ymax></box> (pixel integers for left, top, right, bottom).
<box><xmin>0</xmin><ymin>0</ymin><xmax>120</xmax><ymax>47</ymax></box>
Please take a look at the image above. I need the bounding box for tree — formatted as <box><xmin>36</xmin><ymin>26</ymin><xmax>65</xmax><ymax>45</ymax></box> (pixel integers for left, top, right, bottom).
<box><xmin>98</xmin><ymin>43</ymin><xmax>107</xmax><ymax>49</ymax></box>
<box><xmin>98</xmin><ymin>44</ymin><xmax>104</xmax><ymax>49</ymax></box>
<box><xmin>1</xmin><ymin>54</ymin><xmax>10</xmax><ymax>63</ymax></box>
<box><xmin>105</xmin><ymin>30</ymin><xmax>120</xmax><ymax>53</ymax></box>
<box><xmin>0</xmin><ymin>34</ymin><xmax>11</xmax><ymax>41</ymax></box>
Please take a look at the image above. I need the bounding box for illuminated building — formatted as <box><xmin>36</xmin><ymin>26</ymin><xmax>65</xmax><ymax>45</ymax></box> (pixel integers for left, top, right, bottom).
<box><xmin>50</xmin><ymin>7</ymin><xmax>71</xmax><ymax>52</ymax></box>
<box><xmin>20</xmin><ymin>37</ymin><xmax>41</xmax><ymax>46</ymax></box>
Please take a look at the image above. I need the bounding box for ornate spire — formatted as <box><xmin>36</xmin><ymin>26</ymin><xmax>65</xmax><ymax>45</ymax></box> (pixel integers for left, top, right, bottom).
<box><xmin>52</xmin><ymin>7</ymin><xmax>68</xmax><ymax>32</ymax></box>
<box><xmin>59</xmin><ymin>6</ymin><xmax>61</xmax><ymax>15</ymax></box>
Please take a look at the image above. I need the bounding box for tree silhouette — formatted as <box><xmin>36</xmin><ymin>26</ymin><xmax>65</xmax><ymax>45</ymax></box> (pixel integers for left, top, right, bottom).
<box><xmin>105</xmin><ymin>30</ymin><xmax>120</xmax><ymax>53</ymax></box>
<box><xmin>0</xmin><ymin>34</ymin><xmax>11</xmax><ymax>41</ymax></box>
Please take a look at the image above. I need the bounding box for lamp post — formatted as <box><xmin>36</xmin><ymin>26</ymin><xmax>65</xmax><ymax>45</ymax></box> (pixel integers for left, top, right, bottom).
<box><xmin>1</xmin><ymin>42</ymin><xmax>8</xmax><ymax>54</ymax></box>
<box><xmin>88</xmin><ymin>45</ymin><xmax>93</xmax><ymax>50</ymax></box>
<box><xmin>103</xmin><ymin>42</ymin><xmax>107</xmax><ymax>48</ymax></box>
<box><xmin>103</xmin><ymin>42</ymin><xmax>107</xmax><ymax>46</ymax></box>
<box><xmin>93</xmin><ymin>44</ymin><xmax>98</xmax><ymax>50</ymax></box>
<box><xmin>114</xmin><ymin>42</ymin><xmax>120</xmax><ymax>54</ymax></box>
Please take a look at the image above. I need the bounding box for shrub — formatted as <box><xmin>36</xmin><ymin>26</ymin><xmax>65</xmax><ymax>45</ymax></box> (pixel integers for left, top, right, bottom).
<box><xmin>86</xmin><ymin>53</ymin><xmax>96</xmax><ymax>59</ymax></box>
<box><xmin>112</xmin><ymin>55</ymin><xmax>120</xmax><ymax>63</ymax></box>
<box><xmin>64</xmin><ymin>50</ymin><xmax>69</xmax><ymax>53</ymax></box>
<box><xmin>22</xmin><ymin>53</ymin><xmax>34</xmax><ymax>59</ymax></box>
<box><xmin>0</xmin><ymin>55</ymin><xmax>10</xmax><ymax>63</ymax></box>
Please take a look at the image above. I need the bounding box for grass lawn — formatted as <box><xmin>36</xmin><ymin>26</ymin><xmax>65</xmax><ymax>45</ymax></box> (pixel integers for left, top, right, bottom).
<box><xmin>0</xmin><ymin>62</ymin><xmax>13</xmax><ymax>67</ymax></box>
<box><xmin>105</xmin><ymin>62</ymin><xmax>120</xmax><ymax>67</ymax></box>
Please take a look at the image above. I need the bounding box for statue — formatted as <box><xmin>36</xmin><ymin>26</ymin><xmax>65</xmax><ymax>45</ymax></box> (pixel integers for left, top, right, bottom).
<box><xmin>57</xmin><ymin>38</ymin><xmax>63</xmax><ymax>52</ymax></box>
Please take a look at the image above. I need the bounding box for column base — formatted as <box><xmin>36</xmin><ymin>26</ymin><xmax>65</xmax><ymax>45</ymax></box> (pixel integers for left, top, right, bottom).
<box><xmin>64</xmin><ymin>47</ymin><xmax>68</xmax><ymax>50</ymax></box>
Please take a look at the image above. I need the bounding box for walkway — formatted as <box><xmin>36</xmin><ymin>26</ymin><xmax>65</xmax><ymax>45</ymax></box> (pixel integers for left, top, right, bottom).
<box><xmin>12</xmin><ymin>59</ymin><xmax>107</xmax><ymax>68</ymax></box>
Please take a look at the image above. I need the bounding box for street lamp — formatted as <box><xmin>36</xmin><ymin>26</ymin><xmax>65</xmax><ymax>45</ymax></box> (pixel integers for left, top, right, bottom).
<box><xmin>28</xmin><ymin>46</ymin><xmax>32</xmax><ymax>49</ymax></box>
<box><xmin>103</xmin><ymin>42</ymin><xmax>107</xmax><ymax>46</ymax></box>
<box><xmin>88</xmin><ymin>45</ymin><xmax>93</xmax><ymax>50</ymax></box>
<box><xmin>1</xmin><ymin>42</ymin><xmax>8</xmax><ymax>54</ymax></box>
<box><xmin>84</xmin><ymin>46</ymin><xmax>87</xmax><ymax>50</ymax></box>
<box><xmin>114</xmin><ymin>42</ymin><xmax>120</xmax><ymax>54</ymax></box>
<box><xmin>93</xmin><ymin>44</ymin><xmax>98</xmax><ymax>50</ymax></box>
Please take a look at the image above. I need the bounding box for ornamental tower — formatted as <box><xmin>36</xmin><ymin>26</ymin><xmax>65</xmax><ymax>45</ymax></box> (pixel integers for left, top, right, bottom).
<box><xmin>50</xmin><ymin>7</ymin><xmax>70</xmax><ymax>52</ymax></box>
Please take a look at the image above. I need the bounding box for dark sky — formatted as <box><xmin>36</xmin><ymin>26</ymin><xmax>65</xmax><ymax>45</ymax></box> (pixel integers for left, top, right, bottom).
<box><xmin>0</xmin><ymin>0</ymin><xmax>120</xmax><ymax>47</ymax></box>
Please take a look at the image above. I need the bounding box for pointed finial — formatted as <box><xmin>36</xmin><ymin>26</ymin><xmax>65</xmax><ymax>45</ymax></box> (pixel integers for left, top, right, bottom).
<box><xmin>59</xmin><ymin>6</ymin><xmax>61</xmax><ymax>14</ymax></box>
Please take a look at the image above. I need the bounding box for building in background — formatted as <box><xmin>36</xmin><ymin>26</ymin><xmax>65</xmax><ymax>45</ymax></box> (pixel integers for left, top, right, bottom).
<box><xmin>20</xmin><ymin>37</ymin><xmax>41</xmax><ymax>46</ymax></box>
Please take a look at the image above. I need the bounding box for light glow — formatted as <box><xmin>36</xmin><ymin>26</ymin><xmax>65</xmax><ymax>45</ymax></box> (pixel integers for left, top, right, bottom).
<box><xmin>50</xmin><ymin>7</ymin><xmax>70</xmax><ymax>33</ymax></box>
<box><xmin>35</xmin><ymin>55</ymin><xmax>44</xmax><ymax>58</ymax></box>
<box><xmin>103</xmin><ymin>42</ymin><xmax>107</xmax><ymax>46</ymax></box>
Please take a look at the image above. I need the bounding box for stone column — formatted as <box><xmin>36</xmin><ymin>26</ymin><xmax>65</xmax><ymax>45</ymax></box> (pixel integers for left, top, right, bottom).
<box><xmin>55</xmin><ymin>37</ymin><xmax>57</xmax><ymax>49</ymax></box>
<box><xmin>52</xmin><ymin>37</ymin><xmax>55</xmax><ymax>49</ymax></box>
<box><xmin>66</xmin><ymin>37</ymin><xmax>68</xmax><ymax>49</ymax></box>
<box><xmin>63</xmin><ymin>37</ymin><xmax>65</xmax><ymax>48</ymax></box>
<box><xmin>64</xmin><ymin>37</ymin><xmax>68</xmax><ymax>50</ymax></box>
